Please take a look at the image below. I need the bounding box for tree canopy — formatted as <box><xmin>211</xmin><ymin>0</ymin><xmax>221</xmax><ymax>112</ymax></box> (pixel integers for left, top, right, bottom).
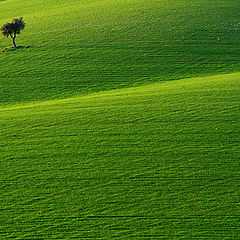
<box><xmin>1</xmin><ymin>17</ymin><xmax>25</xmax><ymax>48</ymax></box>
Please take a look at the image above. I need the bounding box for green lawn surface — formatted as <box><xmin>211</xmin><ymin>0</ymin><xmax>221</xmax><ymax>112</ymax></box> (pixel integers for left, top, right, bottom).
<box><xmin>0</xmin><ymin>0</ymin><xmax>240</xmax><ymax>239</ymax></box>
<box><xmin>1</xmin><ymin>73</ymin><xmax>240</xmax><ymax>239</ymax></box>
<box><xmin>0</xmin><ymin>0</ymin><xmax>240</xmax><ymax>104</ymax></box>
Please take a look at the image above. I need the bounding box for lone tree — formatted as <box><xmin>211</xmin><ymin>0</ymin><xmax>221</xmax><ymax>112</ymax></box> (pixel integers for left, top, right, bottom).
<box><xmin>1</xmin><ymin>17</ymin><xmax>25</xmax><ymax>48</ymax></box>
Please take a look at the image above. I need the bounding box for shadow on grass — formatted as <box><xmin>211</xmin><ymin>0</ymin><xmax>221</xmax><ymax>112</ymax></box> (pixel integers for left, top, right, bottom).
<box><xmin>1</xmin><ymin>45</ymin><xmax>33</xmax><ymax>53</ymax></box>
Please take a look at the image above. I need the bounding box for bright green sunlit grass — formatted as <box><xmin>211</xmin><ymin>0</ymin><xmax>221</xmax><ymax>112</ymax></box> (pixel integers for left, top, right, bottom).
<box><xmin>0</xmin><ymin>0</ymin><xmax>240</xmax><ymax>239</ymax></box>
<box><xmin>1</xmin><ymin>73</ymin><xmax>240</xmax><ymax>239</ymax></box>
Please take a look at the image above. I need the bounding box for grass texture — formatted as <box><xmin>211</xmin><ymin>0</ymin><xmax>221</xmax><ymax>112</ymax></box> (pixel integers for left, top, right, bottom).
<box><xmin>0</xmin><ymin>0</ymin><xmax>240</xmax><ymax>104</ymax></box>
<box><xmin>1</xmin><ymin>73</ymin><xmax>240</xmax><ymax>239</ymax></box>
<box><xmin>0</xmin><ymin>0</ymin><xmax>240</xmax><ymax>239</ymax></box>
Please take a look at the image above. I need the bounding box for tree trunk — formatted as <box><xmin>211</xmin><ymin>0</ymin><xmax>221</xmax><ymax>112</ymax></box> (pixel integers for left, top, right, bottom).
<box><xmin>12</xmin><ymin>37</ymin><xmax>16</xmax><ymax>48</ymax></box>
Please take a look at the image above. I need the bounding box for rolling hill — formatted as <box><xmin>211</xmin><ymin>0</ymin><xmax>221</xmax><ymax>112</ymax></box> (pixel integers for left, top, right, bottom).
<box><xmin>0</xmin><ymin>0</ymin><xmax>240</xmax><ymax>104</ymax></box>
<box><xmin>0</xmin><ymin>0</ymin><xmax>239</xmax><ymax>239</ymax></box>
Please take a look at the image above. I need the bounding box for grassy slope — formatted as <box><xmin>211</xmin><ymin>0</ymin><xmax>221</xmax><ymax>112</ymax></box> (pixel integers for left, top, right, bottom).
<box><xmin>1</xmin><ymin>0</ymin><xmax>240</xmax><ymax>239</ymax></box>
<box><xmin>0</xmin><ymin>0</ymin><xmax>240</xmax><ymax>104</ymax></box>
<box><xmin>1</xmin><ymin>73</ymin><xmax>240</xmax><ymax>239</ymax></box>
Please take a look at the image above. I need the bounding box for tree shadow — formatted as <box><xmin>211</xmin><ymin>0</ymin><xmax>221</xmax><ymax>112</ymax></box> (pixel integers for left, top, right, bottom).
<box><xmin>1</xmin><ymin>45</ymin><xmax>33</xmax><ymax>53</ymax></box>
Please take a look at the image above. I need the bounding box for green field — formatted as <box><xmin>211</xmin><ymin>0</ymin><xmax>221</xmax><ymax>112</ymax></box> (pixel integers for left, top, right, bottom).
<box><xmin>0</xmin><ymin>0</ymin><xmax>240</xmax><ymax>239</ymax></box>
